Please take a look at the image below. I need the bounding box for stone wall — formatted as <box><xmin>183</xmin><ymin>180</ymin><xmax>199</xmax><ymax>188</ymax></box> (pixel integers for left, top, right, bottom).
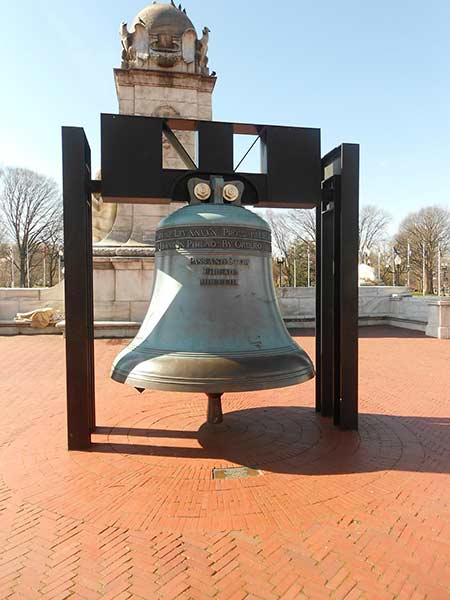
<box><xmin>93</xmin><ymin>258</ymin><xmax>154</xmax><ymax>322</ymax></box>
<box><xmin>387</xmin><ymin>296</ymin><xmax>430</xmax><ymax>331</ymax></box>
<box><xmin>0</xmin><ymin>283</ymin><xmax>64</xmax><ymax>320</ymax></box>
<box><xmin>1</xmin><ymin>284</ymin><xmax>446</xmax><ymax>337</ymax></box>
<box><xmin>115</xmin><ymin>70</ymin><xmax>214</xmax><ymax>121</ymax></box>
<box><xmin>276</xmin><ymin>286</ymin><xmax>430</xmax><ymax>332</ymax></box>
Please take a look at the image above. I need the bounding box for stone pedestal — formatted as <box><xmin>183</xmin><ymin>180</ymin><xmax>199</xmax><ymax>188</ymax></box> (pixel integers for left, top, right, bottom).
<box><xmin>426</xmin><ymin>300</ymin><xmax>450</xmax><ymax>339</ymax></box>
<box><xmin>93</xmin><ymin>257</ymin><xmax>155</xmax><ymax>322</ymax></box>
<box><xmin>91</xmin><ymin>3</ymin><xmax>216</xmax><ymax>324</ymax></box>
<box><xmin>115</xmin><ymin>68</ymin><xmax>214</xmax><ymax>122</ymax></box>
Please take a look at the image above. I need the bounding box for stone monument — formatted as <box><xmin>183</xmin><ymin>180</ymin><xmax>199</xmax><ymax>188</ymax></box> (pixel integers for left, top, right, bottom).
<box><xmin>92</xmin><ymin>2</ymin><xmax>216</xmax><ymax>324</ymax></box>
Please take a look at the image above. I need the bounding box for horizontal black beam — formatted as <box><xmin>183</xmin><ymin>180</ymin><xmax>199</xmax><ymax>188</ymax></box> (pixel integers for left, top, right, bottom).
<box><xmin>101</xmin><ymin>113</ymin><xmax>321</xmax><ymax>208</ymax></box>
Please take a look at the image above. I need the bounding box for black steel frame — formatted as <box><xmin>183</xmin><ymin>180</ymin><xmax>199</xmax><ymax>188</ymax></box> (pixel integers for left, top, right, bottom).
<box><xmin>316</xmin><ymin>145</ymin><xmax>360</xmax><ymax>430</ymax></box>
<box><xmin>62</xmin><ymin>118</ymin><xmax>359</xmax><ymax>450</ymax></box>
<box><xmin>100</xmin><ymin>114</ymin><xmax>322</xmax><ymax>208</ymax></box>
<box><xmin>62</xmin><ymin>127</ymin><xmax>96</xmax><ymax>449</ymax></box>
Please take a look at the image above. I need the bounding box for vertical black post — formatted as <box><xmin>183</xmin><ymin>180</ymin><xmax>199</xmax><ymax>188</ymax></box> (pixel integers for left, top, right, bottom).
<box><xmin>320</xmin><ymin>179</ymin><xmax>336</xmax><ymax>417</ymax></box>
<box><xmin>333</xmin><ymin>177</ymin><xmax>342</xmax><ymax>426</ymax></box>
<box><xmin>339</xmin><ymin>144</ymin><xmax>359</xmax><ymax>430</ymax></box>
<box><xmin>315</xmin><ymin>204</ymin><xmax>321</xmax><ymax>413</ymax></box>
<box><xmin>62</xmin><ymin>127</ymin><xmax>95</xmax><ymax>450</ymax></box>
<box><xmin>197</xmin><ymin>121</ymin><xmax>234</xmax><ymax>172</ymax></box>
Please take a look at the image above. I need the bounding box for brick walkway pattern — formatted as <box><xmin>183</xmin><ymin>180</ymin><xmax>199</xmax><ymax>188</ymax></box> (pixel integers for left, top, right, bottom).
<box><xmin>0</xmin><ymin>327</ymin><xmax>449</xmax><ymax>599</ymax></box>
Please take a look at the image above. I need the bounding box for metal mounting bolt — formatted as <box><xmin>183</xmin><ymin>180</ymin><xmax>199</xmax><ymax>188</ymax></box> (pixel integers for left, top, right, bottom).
<box><xmin>194</xmin><ymin>182</ymin><xmax>212</xmax><ymax>201</ymax></box>
<box><xmin>223</xmin><ymin>184</ymin><xmax>240</xmax><ymax>202</ymax></box>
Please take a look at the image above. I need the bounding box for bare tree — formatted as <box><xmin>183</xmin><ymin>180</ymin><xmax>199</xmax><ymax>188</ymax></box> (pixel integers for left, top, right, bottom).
<box><xmin>359</xmin><ymin>205</ymin><xmax>391</xmax><ymax>260</ymax></box>
<box><xmin>264</xmin><ymin>209</ymin><xmax>316</xmax><ymax>286</ymax></box>
<box><xmin>282</xmin><ymin>210</ymin><xmax>316</xmax><ymax>286</ymax></box>
<box><xmin>270</xmin><ymin>204</ymin><xmax>391</xmax><ymax>262</ymax></box>
<box><xmin>283</xmin><ymin>209</ymin><xmax>316</xmax><ymax>244</ymax></box>
<box><xmin>265</xmin><ymin>210</ymin><xmax>295</xmax><ymax>285</ymax></box>
<box><xmin>0</xmin><ymin>167</ymin><xmax>62</xmax><ymax>287</ymax></box>
<box><xmin>0</xmin><ymin>217</ymin><xmax>6</xmax><ymax>244</ymax></box>
<box><xmin>263</xmin><ymin>204</ymin><xmax>393</xmax><ymax>288</ymax></box>
<box><xmin>395</xmin><ymin>206</ymin><xmax>450</xmax><ymax>294</ymax></box>
<box><xmin>265</xmin><ymin>210</ymin><xmax>293</xmax><ymax>258</ymax></box>
<box><xmin>42</xmin><ymin>207</ymin><xmax>63</xmax><ymax>287</ymax></box>
<box><xmin>0</xmin><ymin>179</ymin><xmax>7</xmax><ymax>244</ymax></box>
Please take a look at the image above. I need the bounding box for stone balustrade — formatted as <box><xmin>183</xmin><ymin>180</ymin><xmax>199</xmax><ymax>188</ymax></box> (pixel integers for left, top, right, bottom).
<box><xmin>0</xmin><ymin>283</ymin><xmax>448</xmax><ymax>338</ymax></box>
<box><xmin>276</xmin><ymin>286</ymin><xmax>441</xmax><ymax>336</ymax></box>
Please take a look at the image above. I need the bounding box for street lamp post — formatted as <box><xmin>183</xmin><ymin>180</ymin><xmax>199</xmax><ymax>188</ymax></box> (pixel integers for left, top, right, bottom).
<box><xmin>394</xmin><ymin>250</ymin><xmax>402</xmax><ymax>287</ymax></box>
<box><xmin>58</xmin><ymin>247</ymin><xmax>64</xmax><ymax>284</ymax></box>
<box><xmin>307</xmin><ymin>246</ymin><xmax>311</xmax><ymax>287</ymax></box>
<box><xmin>43</xmin><ymin>245</ymin><xmax>47</xmax><ymax>288</ymax></box>
<box><xmin>26</xmin><ymin>243</ymin><xmax>30</xmax><ymax>288</ymax></box>
<box><xmin>443</xmin><ymin>265</ymin><xmax>448</xmax><ymax>296</ymax></box>
<box><xmin>9</xmin><ymin>246</ymin><xmax>14</xmax><ymax>288</ymax></box>
<box><xmin>0</xmin><ymin>258</ymin><xmax>7</xmax><ymax>286</ymax></box>
<box><xmin>277</xmin><ymin>257</ymin><xmax>284</xmax><ymax>288</ymax></box>
<box><xmin>422</xmin><ymin>242</ymin><xmax>426</xmax><ymax>295</ymax></box>
<box><xmin>437</xmin><ymin>245</ymin><xmax>441</xmax><ymax>297</ymax></box>
<box><xmin>407</xmin><ymin>241</ymin><xmax>411</xmax><ymax>288</ymax></box>
<box><xmin>392</xmin><ymin>255</ymin><xmax>395</xmax><ymax>286</ymax></box>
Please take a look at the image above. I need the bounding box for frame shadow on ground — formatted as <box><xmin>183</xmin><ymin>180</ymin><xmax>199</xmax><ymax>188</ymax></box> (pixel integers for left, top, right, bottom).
<box><xmin>90</xmin><ymin>405</ymin><xmax>449</xmax><ymax>477</ymax></box>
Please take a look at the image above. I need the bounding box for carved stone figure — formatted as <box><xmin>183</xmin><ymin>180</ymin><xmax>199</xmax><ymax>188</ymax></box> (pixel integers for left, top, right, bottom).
<box><xmin>118</xmin><ymin>3</ymin><xmax>211</xmax><ymax>75</ymax></box>
<box><xmin>15</xmin><ymin>307</ymin><xmax>63</xmax><ymax>329</ymax></box>
<box><xmin>182</xmin><ymin>29</ymin><xmax>196</xmax><ymax>64</ymax></box>
<box><xmin>119</xmin><ymin>22</ymin><xmax>134</xmax><ymax>66</ymax></box>
<box><xmin>198</xmin><ymin>26</ymin><xmax>210</xmax><ymax>73</ymax></box>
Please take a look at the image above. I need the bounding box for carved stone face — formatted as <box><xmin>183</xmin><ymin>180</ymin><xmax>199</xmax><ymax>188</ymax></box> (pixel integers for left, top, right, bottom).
<box><xmin>153</xmin><ymin>34</ymin><xmax>179</xmax><ymax>52</ymax></box>
<box><xmin>148</xmin><ymin>32</ymin><xmax>181</xmax><ymax>67</ymax></box>
<box><xmin>121</xmin><ymin>3</ymin><xmax>208</xmax><ymax>74</ymax></box>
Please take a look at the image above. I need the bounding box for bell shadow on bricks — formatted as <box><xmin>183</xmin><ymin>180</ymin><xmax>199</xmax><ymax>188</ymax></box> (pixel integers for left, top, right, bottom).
<box><xmin>91</xmin><ymin>405</ymin><xmax>450</xmax><ymax>475</ymax></box>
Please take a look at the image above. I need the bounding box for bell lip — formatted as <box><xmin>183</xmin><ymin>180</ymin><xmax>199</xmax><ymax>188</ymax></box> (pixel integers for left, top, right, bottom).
<box><xmin>112</xmin><ymin>345</ymin><xmax>306</xmax><ymax>360</ymax></box>
<box><xmin>111</xmin><ymin>368</ymin><xmax>315</xmax><ymax>393</ymax></box>
<box><xmin>111</xmin><ymin>346</ymin><xmax>315</xmax><ymax>393</ymax></box>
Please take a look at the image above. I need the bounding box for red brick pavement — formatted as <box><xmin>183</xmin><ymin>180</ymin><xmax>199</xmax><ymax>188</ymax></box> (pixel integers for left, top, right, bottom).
<box><xmin>0</xmin><ymin>327</ymin><xmax>449</xmax><ymax>599</ymax></box>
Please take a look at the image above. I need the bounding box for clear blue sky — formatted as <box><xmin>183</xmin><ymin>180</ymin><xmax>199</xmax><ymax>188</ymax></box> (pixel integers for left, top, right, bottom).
<box><xmin>1</xmin><ymin>0</ymin><xmax>450</xmax><ymax>232</ymax></box>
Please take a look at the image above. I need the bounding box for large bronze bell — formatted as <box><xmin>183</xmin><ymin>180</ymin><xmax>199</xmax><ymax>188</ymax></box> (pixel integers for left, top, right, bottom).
<box><xmin>111</xmin><ymin>177</ymin><xmax>314</xmax><ymax>423</ymax></box>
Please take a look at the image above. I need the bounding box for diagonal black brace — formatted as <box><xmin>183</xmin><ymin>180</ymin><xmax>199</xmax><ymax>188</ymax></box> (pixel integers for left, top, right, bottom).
<box><xmin>162</xmin><ymin>120</ymin><xmax>197</xmax><ymax>170</ymax></box>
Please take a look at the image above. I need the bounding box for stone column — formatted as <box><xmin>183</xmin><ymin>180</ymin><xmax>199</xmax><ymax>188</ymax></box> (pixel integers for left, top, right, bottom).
<box><xmin>91</xmin><ymin>4</ymin><xmax>216</xmax><ymax>328</ymax></box>
<box><xmin>426</xmin><ymin>300</ymin><xmax>450</xmax><ymax>339</ymax></box>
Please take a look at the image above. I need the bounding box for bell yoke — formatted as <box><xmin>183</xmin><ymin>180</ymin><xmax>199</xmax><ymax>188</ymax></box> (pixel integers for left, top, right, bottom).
<box><xmin>111</xmin><ymin>176</ymin><xmax>315</xmax><ymax>424</ymax></box>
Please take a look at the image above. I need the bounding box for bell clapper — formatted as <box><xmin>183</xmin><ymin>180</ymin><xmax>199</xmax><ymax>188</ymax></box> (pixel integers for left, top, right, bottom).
<box><xmin>206</xmin><ymin>393</ymin><xmax>223</xmax><ymax>425</ymax></box>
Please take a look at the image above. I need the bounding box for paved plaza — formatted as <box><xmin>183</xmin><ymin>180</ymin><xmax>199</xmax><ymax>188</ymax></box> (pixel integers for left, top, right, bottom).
<box><xmin>0</xmin><ymin>327</ymin><xmax>449</xmax><ymax>599</ymax></box>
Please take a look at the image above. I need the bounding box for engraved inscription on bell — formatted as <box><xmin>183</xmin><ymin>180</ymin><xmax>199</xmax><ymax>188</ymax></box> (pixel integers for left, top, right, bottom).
<box><xmin>155</xmin><ymin>225</ymin><xmax>272</xmax><ymax>253</ymax></box>
<box><xmin>189</xmin><ymin>256</ymin><xmax>251</xmax><ymax>286</ymax></box>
